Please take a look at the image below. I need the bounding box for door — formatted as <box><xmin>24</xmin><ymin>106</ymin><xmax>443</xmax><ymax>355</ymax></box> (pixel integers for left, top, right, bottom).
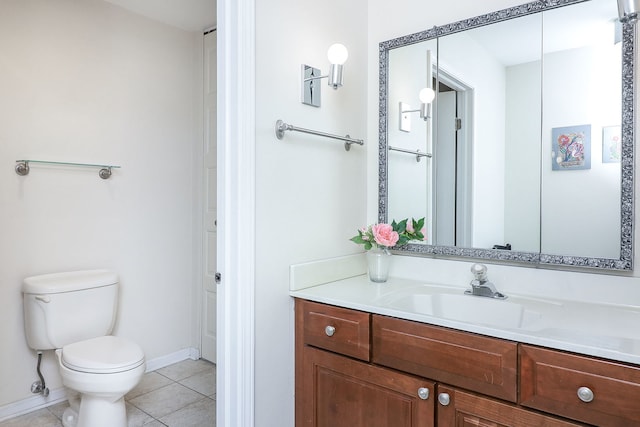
<box><xmin>436</xmin><ymin>386</ymin><xmax>582</xmax><ymax>427</ymax></box>
<box><xmin>435</xmin><ymin>90</ymin><xmax>457</xmax><ymax>246</ymax></box>
<box><xmin>201</xmin><ymin>30</ymin><xmax>217</xmax><ymax>362</ymax></box>
<box><xmin>300</xmin><ymin>347</ymin><xmax>435</xmax><ymax>427</ymax></box>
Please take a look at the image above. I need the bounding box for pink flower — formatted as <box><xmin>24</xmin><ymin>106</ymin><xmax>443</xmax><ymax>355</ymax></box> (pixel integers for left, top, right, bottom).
<box><xmin>372</xmin><ymin>223</ymin><xmax>399</xmax><ymax>247</ymax></box>
<box><xmin>406</xmin><ymin>221</ymin><xmax>415</xmax><ymax>233</ymax></box>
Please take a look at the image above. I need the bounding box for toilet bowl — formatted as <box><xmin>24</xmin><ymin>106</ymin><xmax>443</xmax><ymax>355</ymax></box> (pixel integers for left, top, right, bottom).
<box><xmin>21</xmin><ymin>270</ymin><xmax>146</xmax><ymax>427</ymax></box>
<box><xmin>56</xmin><ymin>336</ymin><xmax>145</xmax><ymax>427</ymax></box>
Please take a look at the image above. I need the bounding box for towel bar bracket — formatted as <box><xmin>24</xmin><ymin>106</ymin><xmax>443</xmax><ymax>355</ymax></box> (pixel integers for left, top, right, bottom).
<box><xmin>15</xmin><ymin>161</ymin><xmax>29</xmax><ymax>176</ymax></box>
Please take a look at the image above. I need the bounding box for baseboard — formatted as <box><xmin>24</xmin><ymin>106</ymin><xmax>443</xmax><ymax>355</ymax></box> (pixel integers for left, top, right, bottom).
<box><xmin>144</xmin><ymin>347</ymin><xmax>201</xmax><ymax>372</ymax></box>
<box><xmin>0</xmin><ymin>347</ymin><xmax>200</xmax><ymax>422</ymax></box>
<box><xmin>0</xmin><ymin>387</ymin><xmax>67</xmax><ymax>422</ymax></box>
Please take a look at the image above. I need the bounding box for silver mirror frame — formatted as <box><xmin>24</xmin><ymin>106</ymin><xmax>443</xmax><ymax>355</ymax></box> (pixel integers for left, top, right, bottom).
<box><xmin>378</xmin><ymin>0</ymin><xmax>635</xmax><ymax>270</ymax></box>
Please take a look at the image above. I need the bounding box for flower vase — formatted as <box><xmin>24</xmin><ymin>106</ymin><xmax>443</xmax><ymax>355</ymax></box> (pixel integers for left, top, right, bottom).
<box><xmin>367</xmin><ymin>247</ymin><xmax>392</xmax><ymax>283</ymax></box>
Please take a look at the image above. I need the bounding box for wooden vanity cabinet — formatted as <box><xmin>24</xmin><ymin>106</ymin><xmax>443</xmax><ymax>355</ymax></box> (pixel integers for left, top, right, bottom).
<box><xmin>295</xmin><ymin>299</ymin><xmax>585</xmax><ymax>426</ymax></box>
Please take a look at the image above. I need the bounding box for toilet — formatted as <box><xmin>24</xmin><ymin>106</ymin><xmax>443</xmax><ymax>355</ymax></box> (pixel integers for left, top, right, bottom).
<box><xmin>22</xmin><ymin>270</ymin><xmax>145</xmax><ymax>427</ymax></box>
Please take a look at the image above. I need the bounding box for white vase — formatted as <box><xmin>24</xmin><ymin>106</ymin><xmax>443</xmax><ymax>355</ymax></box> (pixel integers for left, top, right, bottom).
<box><xmin>366</xmin><ymin>247</ymin><xmax>391</xmax><ymax>283</ymax></box>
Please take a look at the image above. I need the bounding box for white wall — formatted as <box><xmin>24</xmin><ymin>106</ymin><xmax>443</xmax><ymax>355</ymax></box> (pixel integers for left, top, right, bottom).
<box><xmin>541</xmin><ymin>45</ymin><xmax>622</xmax><ymax>258</ymax></box>
<box><xmin>0</xmin><ymin>0</ymin><xmax>199</xmax><ymax>410</ymax></box>
<box><xmin>504</xmin><ymin>60</ymin><xmax>541</xmax><ymax>252</ymax></box>
<box><xmin>254</xmin><ymin>0</ymin><xmax>368</xmax><ymax>425</ymax></box>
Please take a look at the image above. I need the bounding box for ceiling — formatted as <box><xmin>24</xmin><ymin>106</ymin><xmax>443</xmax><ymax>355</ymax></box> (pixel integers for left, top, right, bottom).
<box><xmin>102</xmin><ymin>0</ymin><xmax>216</xmax><ymax>32</ymax></box>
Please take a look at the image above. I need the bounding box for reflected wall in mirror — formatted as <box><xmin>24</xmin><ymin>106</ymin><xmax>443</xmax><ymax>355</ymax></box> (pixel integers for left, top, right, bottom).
<box><xmin>379</xmin><ymin>0</ymin><xmax>634</xmax><ymax>270</ymax></box>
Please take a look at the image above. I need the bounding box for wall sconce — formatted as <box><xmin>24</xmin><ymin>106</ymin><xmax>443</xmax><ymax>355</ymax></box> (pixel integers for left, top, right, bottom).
<box><xmin>618</xmin><ymin>0</ymin><xmax>640</xmax><ymax>22</ymax></box>
<box><xmin>301</xmin><ymin>43</ymin><xmax>349</xmax><ymax>107</ymax></box>
<box><xmin>399</xmin><ymin>87</ymin><xmax>435</xmax><ymax>132</ymax></box>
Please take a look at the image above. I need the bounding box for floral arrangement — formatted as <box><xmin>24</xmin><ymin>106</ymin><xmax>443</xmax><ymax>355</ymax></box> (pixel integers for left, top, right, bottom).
<box><xmin>350</xmin><ymin>218</ymin><xmax>426</xmax><ymax>250</ymax></box>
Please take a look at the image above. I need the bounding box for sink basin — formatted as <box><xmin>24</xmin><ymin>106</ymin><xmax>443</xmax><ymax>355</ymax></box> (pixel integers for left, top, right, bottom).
<box><xmin>384</xmin><ymin>292</ymin><xmax>542</xmax><ymax>329</ymax></box>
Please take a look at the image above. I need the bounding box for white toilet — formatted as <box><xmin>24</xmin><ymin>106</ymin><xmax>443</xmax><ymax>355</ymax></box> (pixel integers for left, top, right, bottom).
<box><xmin>22</xmin><ymin>270</ymin><xmax>145</xmax><ymax>427</ymax></box>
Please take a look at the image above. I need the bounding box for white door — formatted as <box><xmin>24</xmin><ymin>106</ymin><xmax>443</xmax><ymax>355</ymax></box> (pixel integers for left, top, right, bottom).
<box><xmin>435</xmin><ymin>90</ymin><xmax>457</xmax><ymax>246</ymax></box>
<box><xmin>202</xmin><ymin>30</ymin><xmax>217</xmax><ymax>362</ymax></box>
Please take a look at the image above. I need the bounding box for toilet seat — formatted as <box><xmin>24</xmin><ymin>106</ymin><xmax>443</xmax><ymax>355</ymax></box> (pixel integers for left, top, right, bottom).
<box><xmin>61</xmin><ymin>336</ymin><xmax>144</xmax><ymax>374</ymax></box>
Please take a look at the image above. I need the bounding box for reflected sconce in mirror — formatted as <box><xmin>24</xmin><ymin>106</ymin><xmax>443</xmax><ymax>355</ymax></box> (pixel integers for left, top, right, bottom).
<box><xmin>399</xmin><ymin>87</ymin><xmax>435</xmax><ymax>132</ymax></box>
<box><xmin>618</xmin><ymin>0</ymin><xmax>640</xmax><ymax>22</ymax></box>
<box><xmin>301</xmin><ymin>43</ymin><xmax>349</xmax><ymax>107</ymax></box>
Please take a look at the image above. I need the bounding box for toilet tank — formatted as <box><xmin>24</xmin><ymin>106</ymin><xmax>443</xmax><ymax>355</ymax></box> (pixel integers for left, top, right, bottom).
<box><xmin>22</xmin><ymin>270</ymin><xmax>119</xmax><ymax>351</ymax></box>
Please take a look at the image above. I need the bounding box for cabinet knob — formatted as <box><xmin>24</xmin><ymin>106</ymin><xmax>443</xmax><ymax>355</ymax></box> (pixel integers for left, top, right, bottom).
<box><xmin>577</xmin><ymin>386</ymin><xmax>594</xmax><ymax>403</ymax></box>
<box><xmin>438</xmin><ymin>393</ymin><xmax>451</xmax><ymax>406</ymax></box>
<box><xmin>417</xmin><ymin>387</ymin><xmax>430</xmax><ymax>400</ymax></box>
<box><xmin>324</xmin><ymin>325</ymin><xmax>336</xmax><ymax>337</ymax></box>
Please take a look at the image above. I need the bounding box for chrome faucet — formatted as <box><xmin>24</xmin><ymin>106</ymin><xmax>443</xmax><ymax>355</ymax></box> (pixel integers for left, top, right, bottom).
<box><xmin>465</xmin><ymin>263</ymin><xmax>507</xmax><ymax>299</ymax></box>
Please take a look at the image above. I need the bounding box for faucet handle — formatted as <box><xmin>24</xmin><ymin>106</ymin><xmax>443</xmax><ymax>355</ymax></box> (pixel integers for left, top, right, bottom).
<box><xmin>470</xmin><ymin>263</ymin><xmax>488</xmax><ymax>281</ymax></box>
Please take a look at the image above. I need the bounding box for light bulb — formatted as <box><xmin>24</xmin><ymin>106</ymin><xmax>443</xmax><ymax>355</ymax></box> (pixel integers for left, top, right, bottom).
<box><xmin>419</xmin><ymin>87</ymin><xmax>435</xmax><ymax>104</ymax></box>
<box><xmin>327</xmin><ymin>43</ymin><xmax>349</xmax><ymax>65</ymax></box>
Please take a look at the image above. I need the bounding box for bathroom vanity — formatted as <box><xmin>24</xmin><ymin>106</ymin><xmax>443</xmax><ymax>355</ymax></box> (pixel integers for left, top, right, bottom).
<box><xmin>292</xmin><ymin>276</ymin><xmax>640</xmax><ymax>427</ymax></box>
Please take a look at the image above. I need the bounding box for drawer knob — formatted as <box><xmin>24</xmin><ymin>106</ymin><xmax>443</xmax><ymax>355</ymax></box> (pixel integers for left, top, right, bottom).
<box><xmin>417</xmin><ymin>387</ymin><xmax>430</xmax><ymax>400</ymax></box>
<box><xmin>577</xmin><ymin>386</ymin><xmax>594</xmax><ymax>403</ymax></box>
<box><xmin>438</xmin><ymin>393</ymin><xmax>451</xmax><ymax>406</ymax></box>
<box><xmin>324</xmin><ymin>325</ymin><xmax>336</xmax><ymax>337</ymax></box>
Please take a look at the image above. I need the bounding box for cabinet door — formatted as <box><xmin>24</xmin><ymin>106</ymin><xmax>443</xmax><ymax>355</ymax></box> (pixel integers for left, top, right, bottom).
<box><xmin>298</xmin><ymin>347</ymin><xmax>435</xmax><ymax>427</ymax></box>
<box><xmin>436</xmin><ymin>385</ymin><xmax>584</xmax><ymax>427</ymax></box>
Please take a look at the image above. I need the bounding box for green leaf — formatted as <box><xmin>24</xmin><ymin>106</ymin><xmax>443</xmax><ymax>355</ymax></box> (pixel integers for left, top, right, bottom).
<box><xmin>364</xmin><ymin>241</ymin><xmax>373</xmax><ymax>250</ymax></box>
<box><xmin>396</xmin><ymin>235</ymin><xmax>409</xmax><ymax>246</ymax></box>
<box><xmin>350</xmin><ymin>236</ymin><xmax>366</xmax><ymax>244</ymax></box>
<box><xmin>393</xmin><ymin>218</ymin><xmax>408</xmax><ymax>234</ymax></box>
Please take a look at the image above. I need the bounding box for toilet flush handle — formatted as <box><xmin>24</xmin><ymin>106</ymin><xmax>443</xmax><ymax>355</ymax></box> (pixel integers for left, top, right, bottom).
<box><xmin>35</xmin><ymin>295</ymin><xmax>50</xmax><ymax>303</ymax></box>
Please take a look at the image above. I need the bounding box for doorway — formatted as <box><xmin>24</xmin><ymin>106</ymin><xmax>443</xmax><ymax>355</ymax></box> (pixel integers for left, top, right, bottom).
<box><xmin>433</xmin><ymin>70</ymin><xmax>473</xmax><ymax>247</ymax></box>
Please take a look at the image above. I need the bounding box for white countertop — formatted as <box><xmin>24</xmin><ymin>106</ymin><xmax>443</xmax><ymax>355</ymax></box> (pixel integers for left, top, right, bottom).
<box><xmin>290</xmin><ymin>274</ymin><xmax>640</xmax><ymax>365</ymax></box>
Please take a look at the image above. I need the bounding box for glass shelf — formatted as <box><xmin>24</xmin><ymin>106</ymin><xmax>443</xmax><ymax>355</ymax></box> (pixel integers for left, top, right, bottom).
<box><xmin>15</xmin><ymin>160</ymin><xmax>121</xmax><ymax>179</ymax></box>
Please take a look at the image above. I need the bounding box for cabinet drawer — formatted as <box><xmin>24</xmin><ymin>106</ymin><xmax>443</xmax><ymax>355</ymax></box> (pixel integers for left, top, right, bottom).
<box><xmin>372</xmin><ymin>315</ymin><xmax>518</xmax><ymax>402</ymax></box>
<box><xmin>520</xmin><ymin>344</ymin><xmax>640</xmax><ymax>426</ymax></box>
<box><xmin>299</xmin><ymin>299</ymin><xmax>370</xmax><ymax>361</ymax></box>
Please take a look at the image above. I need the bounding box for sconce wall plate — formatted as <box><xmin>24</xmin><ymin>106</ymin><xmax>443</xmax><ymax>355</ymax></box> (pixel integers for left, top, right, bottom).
<box><xmin>399</xmin><ymin>102</ymin><xmax>412</xmax><ymax>132</ymax></box>
<box><xmin>301</xmin><ymin>64</ymin><xmax>321</xmax><ymax>107</ymax></box>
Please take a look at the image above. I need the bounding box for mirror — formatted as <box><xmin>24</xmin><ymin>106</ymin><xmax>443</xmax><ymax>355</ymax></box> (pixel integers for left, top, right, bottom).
<box><xmin>379</xmin><ymin>0</ymin><xmax>634</xmax><ymax>270</ymax></box>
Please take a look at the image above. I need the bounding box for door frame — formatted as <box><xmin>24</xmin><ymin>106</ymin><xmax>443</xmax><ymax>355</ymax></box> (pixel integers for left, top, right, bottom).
<box><xmin>217</xmin><ymin>0</ymin><xmax>256</xmax><ymax>425</ymax></box>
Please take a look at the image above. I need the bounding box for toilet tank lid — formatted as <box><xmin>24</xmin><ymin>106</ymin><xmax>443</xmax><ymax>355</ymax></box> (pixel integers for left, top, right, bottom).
<box><xmin>22</xmin><ymin>270</ymin><xmax>118</xmax><ymax>294</ymax></box>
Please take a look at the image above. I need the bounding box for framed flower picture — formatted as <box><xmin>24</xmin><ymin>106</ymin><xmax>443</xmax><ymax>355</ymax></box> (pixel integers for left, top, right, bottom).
<box><xmin>602</xmin><ymin>125</ymin><xmax>621</xmax><ymax>163</ymax></box>
<box><xmin>551</xmin><ymin>124</ymin><xmax>591</xmax><ymax>171</ymax></box>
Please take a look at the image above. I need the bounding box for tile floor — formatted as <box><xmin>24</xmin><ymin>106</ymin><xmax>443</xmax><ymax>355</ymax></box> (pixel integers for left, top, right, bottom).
<box><xmin>0</xmin><ymin>359</ymin><xmax>216</xmax><ymax>427</ymax></box>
